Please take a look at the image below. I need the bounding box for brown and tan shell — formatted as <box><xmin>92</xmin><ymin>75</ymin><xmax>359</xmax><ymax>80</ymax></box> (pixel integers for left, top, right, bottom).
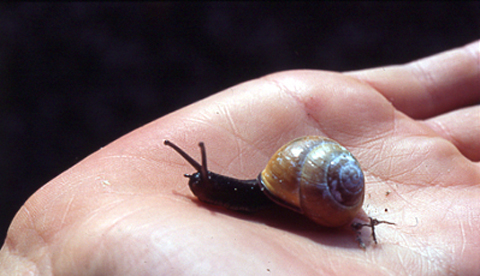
<box><xmin>260</xmin><ymin>136</ymin><xmax>365</xmax><ymax>227</ymax></box>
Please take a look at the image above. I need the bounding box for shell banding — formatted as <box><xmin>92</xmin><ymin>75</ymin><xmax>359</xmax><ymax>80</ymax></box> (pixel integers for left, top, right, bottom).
<box><xmin>259</xmin><ymin>136</ymin><xmax>365</xmax><ymax>227</ymax></box>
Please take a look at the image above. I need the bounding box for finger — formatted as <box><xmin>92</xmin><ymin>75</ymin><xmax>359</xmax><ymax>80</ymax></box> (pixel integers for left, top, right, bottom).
<box><xmin>346</xmin><ymin>40</ymin><xmax>480</xmax><ymax>119</ymax></box>
<box><xmin>424</xmin><ymin>105</ymin><xmax>480</xmax><ymax>161</ymax></box>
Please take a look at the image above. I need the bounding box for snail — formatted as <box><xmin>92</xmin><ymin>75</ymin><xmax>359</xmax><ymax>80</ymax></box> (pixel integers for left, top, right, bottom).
<box><xmin>164</xmin><ymin>136</ymin><xmax>394</xmax><ymax>247</ymax></box>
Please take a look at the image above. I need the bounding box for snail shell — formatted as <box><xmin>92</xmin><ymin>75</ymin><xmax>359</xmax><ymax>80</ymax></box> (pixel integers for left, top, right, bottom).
<box><xmin>260</xmin><ymin>136</ymin><xmax>365</xmax><ymax>227</ymax></box>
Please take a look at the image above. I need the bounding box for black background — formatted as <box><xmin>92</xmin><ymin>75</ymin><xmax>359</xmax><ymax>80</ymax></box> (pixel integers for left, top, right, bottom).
<box><xmin>1</xmin><ymin>2</ymin><xmax>479</xmax><ymax>243</ymax></box>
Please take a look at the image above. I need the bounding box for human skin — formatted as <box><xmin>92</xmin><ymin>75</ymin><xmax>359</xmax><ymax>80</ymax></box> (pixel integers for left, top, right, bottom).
<box><xmin>0</xmin><ymin>40</ymin><xmax>479</xmax><ymax>275</ymax></box>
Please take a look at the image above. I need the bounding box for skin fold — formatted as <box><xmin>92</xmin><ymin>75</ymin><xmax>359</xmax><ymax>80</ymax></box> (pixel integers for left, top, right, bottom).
<box><xmin>0</xmin><ymin>40</ymin><xmax>479</xmax><ymax>275</ymax></box>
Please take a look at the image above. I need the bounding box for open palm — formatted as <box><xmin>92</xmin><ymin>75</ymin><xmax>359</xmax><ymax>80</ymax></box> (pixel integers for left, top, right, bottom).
<box><xmin>1</xmin><ymin>41</ymin><xmax>479</xmax><ymax>275</ymax></box>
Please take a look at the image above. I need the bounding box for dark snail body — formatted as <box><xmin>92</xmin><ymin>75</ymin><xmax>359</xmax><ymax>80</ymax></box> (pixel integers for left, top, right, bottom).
<box><xmin>164</xmin><ymin>140</ymin><xmax>274</xmax><ymax>212</ymax></box>
<box><xmin>187</xmin><ymin>172</ymin><xmax>274</xmax><ymax>212</ymax></box>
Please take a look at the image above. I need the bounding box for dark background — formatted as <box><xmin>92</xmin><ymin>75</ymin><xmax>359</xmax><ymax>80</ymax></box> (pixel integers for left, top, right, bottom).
<box><xmin>1</xmin><ymin>2</ymin><xmax>479</xmax><ymax>243</ymax></box>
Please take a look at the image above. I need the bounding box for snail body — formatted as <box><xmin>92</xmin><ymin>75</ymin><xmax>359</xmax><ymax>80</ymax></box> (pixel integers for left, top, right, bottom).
<box><xmin>165</xmin><ymin>136</ymin><xmax>364</xmax><ymax>227</ymax></box>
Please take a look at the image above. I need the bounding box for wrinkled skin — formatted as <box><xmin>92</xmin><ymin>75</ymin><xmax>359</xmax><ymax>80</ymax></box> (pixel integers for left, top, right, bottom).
<box><xmin>1</xmin><ymin>40</ymin><xmax>479</xmax><ymax>276</ymax></box>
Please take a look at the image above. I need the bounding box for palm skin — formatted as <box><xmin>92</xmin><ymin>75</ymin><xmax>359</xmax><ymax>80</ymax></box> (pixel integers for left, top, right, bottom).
<box><xmin>1</xmin><ymin>41</ymin><xmax>479</xmax><ymax>275</ymax></box>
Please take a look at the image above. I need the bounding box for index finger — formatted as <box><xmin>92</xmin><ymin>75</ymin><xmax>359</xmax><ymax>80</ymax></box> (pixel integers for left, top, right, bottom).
<box><xmin>346</xmin><ymin>40</ymin><xmax>480</xmax><ymax>119</ymax></box>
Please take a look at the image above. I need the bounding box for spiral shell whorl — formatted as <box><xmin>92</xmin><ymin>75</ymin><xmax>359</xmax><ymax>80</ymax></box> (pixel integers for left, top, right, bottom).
<box><xmin>260</xmin><ymin>136</ymin><xmax>365</xmax><ymax>227</ymax></box>
<box><xmin>326</xmin><ymin>152</ymin><xmax>364</xmax><ymax>206</ymax></box>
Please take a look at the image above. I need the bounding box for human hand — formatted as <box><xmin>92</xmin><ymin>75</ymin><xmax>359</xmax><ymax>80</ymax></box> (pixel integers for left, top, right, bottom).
<box><xmin>1</xmin><ymin>40</ymin><xmax>479</xmax><ymax>275</ymax></box>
